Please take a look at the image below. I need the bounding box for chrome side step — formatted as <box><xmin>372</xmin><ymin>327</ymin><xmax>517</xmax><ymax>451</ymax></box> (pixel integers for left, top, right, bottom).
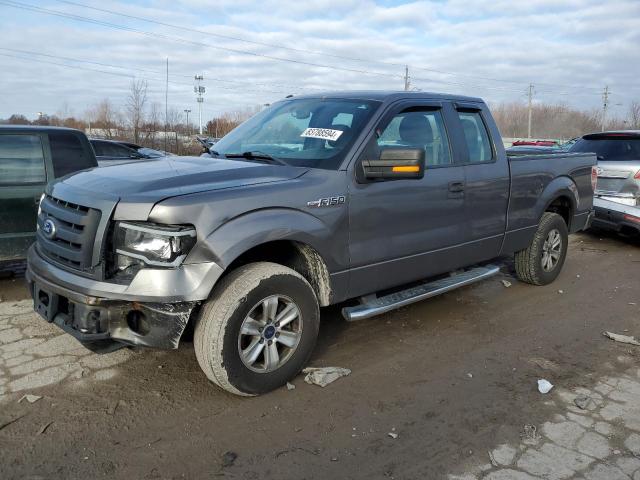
<box><xmin>342</xmin><ymin>265</ymin><xmax>500</xmax><ymax>321</ymax></box>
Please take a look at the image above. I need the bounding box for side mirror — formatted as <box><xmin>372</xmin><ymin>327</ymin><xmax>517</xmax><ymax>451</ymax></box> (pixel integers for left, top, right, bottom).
<box><xmin>362</xmin><ymin>148</ymin><xmax>425</xmax><ymax>180</ymax></box>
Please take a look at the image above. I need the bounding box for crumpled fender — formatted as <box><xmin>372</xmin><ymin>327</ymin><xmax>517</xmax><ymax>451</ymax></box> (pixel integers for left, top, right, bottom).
<box><xmin>187</xmin><ymin>208</ymin><xmax>340</xmax><ymax>272</ymax></box>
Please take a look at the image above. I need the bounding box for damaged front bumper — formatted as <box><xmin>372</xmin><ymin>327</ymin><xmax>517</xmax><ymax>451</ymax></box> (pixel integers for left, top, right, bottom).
<box><xmin>26</xmin><ymin>246</ymin><xmax>223</xmax><ymax>352</ymax></box>
<box><xmin>27</xmin><ymin>269</ymin><xmax>197</xmax><ymax>352</ymax></box>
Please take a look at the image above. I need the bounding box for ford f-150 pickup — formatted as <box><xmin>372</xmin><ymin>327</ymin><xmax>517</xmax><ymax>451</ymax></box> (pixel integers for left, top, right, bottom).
<box><xmin>26</xmin><ymin>91</ymin><xmax>597</xmax><ymax>395</ymax></box>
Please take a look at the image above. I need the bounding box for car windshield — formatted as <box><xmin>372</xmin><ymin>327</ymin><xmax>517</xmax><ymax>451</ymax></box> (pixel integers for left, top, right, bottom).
<box><xmin>570</xmin><ymin>136</ymin><xmax>640</xmax><ymax>161</ymax></box>
<box><xmin>211</xmin><ymin>98</ymin><xmax>381</xmax><ymax>169</ymax></box>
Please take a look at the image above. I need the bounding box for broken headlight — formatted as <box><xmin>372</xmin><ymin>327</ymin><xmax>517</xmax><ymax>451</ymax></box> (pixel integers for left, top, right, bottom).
<box><xmin>113</xmin><ymin>222</ymin><xmax>196</xmax><ymax>269</ymax></box>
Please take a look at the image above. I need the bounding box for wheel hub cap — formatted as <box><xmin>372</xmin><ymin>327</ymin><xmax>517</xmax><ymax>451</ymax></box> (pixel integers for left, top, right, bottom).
<box><xmin>263</xmin><ymin>325</ymin><xmax>276</xmax><ymax>340</ymax></box>
<box><xmin>541</xmin><ymin>228</ymin><xmax>562</xmax><ymax>272</ymax></box>
<box><xmin>238</xmin><ymin>295</ymin><xmax>303</xmax><ymax>373</ymax></box>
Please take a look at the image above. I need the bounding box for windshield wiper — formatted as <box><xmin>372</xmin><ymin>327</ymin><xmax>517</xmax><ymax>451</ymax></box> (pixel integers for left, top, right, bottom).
<box><xmin>224</xmin><ymin>151</ymin><xmax>287</xmax><ymax>165</ymax></box>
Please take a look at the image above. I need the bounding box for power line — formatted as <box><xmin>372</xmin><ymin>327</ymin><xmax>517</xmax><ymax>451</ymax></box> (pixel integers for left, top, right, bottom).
<box><xmin>2</xmin><ymin>0</ymin><xmax>632</xmax><ymax>108</ymax></box>
<box><xmin>0</xmin><ymin>1</ymin><xmax>404</xmax><ymax>81</ymax></box>
<box><xmin>0</xmin><ymin>49</ymin><xmax>294</xmax><ymax>95</ymax></box>
<box><xmin>0</xmin><ymin>46</ymin><xmax>328</xmax><ymax>93</ymax></box>
<box><xmin>53</xmin><ymin>0</ymin><xmax>413</xmax><ymax>69</ymax></box>
<box><xmin>0</xmin><ymin>52</ymin><xmax>136</xmax><ymax>79</ymax></box>
<box><xmin>50</xmin><ymin>0</ymin><xmax>637</xmax><ymax>94</ymax></box>
<box><xmin>4</xmin><ymin>0</ymin><xmax>623</xmax><ymax>97</ymax></box>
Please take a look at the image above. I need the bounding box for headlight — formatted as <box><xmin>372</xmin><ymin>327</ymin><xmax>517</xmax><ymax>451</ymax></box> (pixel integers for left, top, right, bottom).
<box><xmin>114</xmin><ymin>222</ymin><xmax>196</xmax><ymax>268</ymax></box>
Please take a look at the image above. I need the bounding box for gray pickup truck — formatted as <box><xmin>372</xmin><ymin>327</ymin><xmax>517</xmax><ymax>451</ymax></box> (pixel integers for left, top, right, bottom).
<box><xmin>26</xmin><ymin>91</ymin><xmax>597</xmax><ymax>395</ymax></box>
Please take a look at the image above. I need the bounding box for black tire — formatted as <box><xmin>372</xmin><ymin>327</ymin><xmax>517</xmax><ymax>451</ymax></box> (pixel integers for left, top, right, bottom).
<box><xmin>515</xmin><ymin>212</ymin><xmax>569</xmax><ymax>286</ymax></box>
<box><xmin>194</xmin><ymin>262</ymin><xmax>320</xmax><ymax>396</ymax></box>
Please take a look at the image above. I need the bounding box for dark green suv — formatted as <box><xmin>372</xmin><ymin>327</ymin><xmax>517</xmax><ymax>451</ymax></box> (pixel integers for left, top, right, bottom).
<box><xmin>0</xmin><ymin>126</ymin><xmax>97</xmax><ymax>266</ymax></box>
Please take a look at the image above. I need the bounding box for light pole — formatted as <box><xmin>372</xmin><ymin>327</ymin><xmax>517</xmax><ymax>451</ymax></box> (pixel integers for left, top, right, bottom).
<box><xmin>184</xmin><ymin>109</ymin><xmax>191</xmax><ymax>135</ymax></box>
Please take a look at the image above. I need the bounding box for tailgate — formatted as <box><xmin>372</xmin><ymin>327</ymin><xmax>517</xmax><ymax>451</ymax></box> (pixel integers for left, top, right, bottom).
<box><xmin>595</xmin><ymin>161</ymin><xmax>640</xmax><ymax>198</ymax></box>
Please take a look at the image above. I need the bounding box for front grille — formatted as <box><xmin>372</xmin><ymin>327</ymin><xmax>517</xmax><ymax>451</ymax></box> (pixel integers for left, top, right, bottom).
<box><xmin>36</xmin><ymin>194</ymin><xmax>102</xmax><ymax>272</ymax></box>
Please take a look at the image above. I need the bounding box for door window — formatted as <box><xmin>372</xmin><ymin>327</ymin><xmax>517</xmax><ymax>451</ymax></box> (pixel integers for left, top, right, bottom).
<box><xmin>91</xmin><ymin>141</ymin><xmax>106</xmax><ymax>156</ymax></box>
<box><xmin>49</xmin><ymin>132</ymin><xmax>92</xmax><ymax>177</ymax></box>
<box><xmin>457</xmin><ymin>111</ymin><xmax>493</xmax><ymax>163</ymax></box>
<box><xmin>0</xmin><ymin>134</ymin><xmax>46</xmax><ymax>184</ymax></box>
<box><xmin>377</xmin><ymin>109</ymin><xmax>452</xmax><ymax>166</ymax></box>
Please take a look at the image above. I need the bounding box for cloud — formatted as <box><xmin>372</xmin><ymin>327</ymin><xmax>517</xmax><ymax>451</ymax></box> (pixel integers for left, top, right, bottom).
<box><xmin>0</xmin><ymin>0</ymin><xmax>638</xmax><ymax>121</ymax></box>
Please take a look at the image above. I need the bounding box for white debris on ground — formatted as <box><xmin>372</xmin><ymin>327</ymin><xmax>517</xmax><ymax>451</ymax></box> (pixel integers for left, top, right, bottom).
<box><xmin>501</xmin><ymin>280</ymin><xmax>512</xmax><ymax>288</ymax></box>
<box><xmin>449</xmin><ymin>364</ymin><xmax>640</xmax><ymax>480</ymax></box>
<box><xmin>604</xmin><ymin>331</ymin><xmax>640</xmax><ymax>347</ymax></box>
<box><xmin>302</xmin><ymin>366</ymin><xmax>351</xmax><ymax>387</ymax></box>
<box><xmin>0</xmin><ymin>299</ymin><xmax>134</xmax><ymax>401</ymax></box>
<box><xmin>538</xmin><ymin>379</ymin><xmax>554</xmax><ymax>394</ymax></box>
<box><xmin>18</xmin><ymin>394</ymin><xmax>42</xmax><ymax>404</ymax></box>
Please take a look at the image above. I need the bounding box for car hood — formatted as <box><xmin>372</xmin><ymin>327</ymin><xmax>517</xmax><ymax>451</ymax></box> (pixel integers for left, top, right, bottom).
<box><xmin>49</xmin><ymin>156</ymin><xmax>309</xmax><ymax>220</ymax></box>
<box><xmin>58</xmin><ymin>156</ymin><xmax>309</xmax><ymax>200</ymax></box>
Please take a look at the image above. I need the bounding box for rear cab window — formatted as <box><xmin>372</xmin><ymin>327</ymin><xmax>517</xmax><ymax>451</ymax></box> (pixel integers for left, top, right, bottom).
<box><xmin>457</xmin><ymin>111</ymin><xmax>493</xmax><ymax>163</ymax></box>
<box><xmin>0</xmin><ymin>134</ymin><xmax>46</xmax><ymax>185</ymax></box>
<box><xmin>49</xmin><ymin>132</ymin><xmax>95</xmax><ymax>177</ymax></box>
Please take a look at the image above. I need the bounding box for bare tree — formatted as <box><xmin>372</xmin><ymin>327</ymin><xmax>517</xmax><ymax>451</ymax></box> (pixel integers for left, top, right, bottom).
<box><xmin>205</xmin><ymin>105</ymin><xmax>263</xmax><ymax>138</ymax></box>
<box><xmin>126</xmin><ymin>80</ymin><xmax>148</xmax><ymax>144</ymax></box>
<box><xmin>628</xmin><ymin>101</ymin><xmax>640</xmax><ymax>130</ymax></box>
<box><xmin>7</xmin><ymin>114</ymin><xmax>31</xmax><ymax>125</ymax></box>
<box><xmin>86</xmin><ymin>99</ymin><xmax>121</xmax><ymax>138</ymax></box>
<box><xmin>145</xmin><ymin>102</ymin><xmax>163</xmax><ymax>148</ymax></box>
<box><xmin>165</xmin><ymin>107</ymin><xmax>183</xmax><ymax>154</ymax></box>
<box><xmin>492</xmin><ymin>101</ymin><xmax>603</xmax><ymax>140</ymax></box>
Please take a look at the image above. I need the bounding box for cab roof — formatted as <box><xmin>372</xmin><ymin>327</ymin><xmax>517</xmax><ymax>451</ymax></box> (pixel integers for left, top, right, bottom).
<box><xmin>281</xmin><ymin>90</ymin><xmax>485</xmax><ymax>104</ymax></box>
<box><xmin>0</xmin><ymin>125</ymin><xmax>83</xmax><ymax>134</ymax></box>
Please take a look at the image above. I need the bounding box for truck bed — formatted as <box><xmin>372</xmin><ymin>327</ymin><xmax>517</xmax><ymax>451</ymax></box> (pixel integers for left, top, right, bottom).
<box><xmin>503</xmin><ymin>152</ymin><xmax>596</xmax><ymax>253</ymax></box>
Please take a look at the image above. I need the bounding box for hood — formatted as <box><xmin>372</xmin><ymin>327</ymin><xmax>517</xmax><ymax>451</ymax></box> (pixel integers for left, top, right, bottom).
<box><xmin>58</xmin><ymin>156</ymin><xmax>309</xmax><ymax>202</ymax></box>
<box><xmin>48</xmin><ymin>156</ymin><xmax>310</xmax><ymax>221</ymax></box>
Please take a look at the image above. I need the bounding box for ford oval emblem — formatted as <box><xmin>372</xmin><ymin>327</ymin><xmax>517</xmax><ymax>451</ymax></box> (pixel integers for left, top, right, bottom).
<box><xmin>42</xmin><ymin>218</ymin><xmax>57</xmax><ymax>240</ymax></box>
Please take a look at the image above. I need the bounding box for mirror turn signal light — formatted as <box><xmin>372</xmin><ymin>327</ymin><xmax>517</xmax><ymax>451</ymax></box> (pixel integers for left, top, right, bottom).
<box><xmin>392</xmin><ymin>165</ymin><xmax>421</xmax><ymax>173</ymax></box>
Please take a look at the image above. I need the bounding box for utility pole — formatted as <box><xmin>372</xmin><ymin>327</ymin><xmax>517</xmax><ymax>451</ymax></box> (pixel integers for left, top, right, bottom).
<box><xmin>601</xmin><ymin>85</ymin><xmax>610</xmax><ymax>132</ymax></box>
<box><xmin>183</xmin><ymin>109</ymin><xmax>191</xmax><ymax>135</ymax></box>
<box><xmin>164</xmin><ymin>57</ymin><xmax>169</xmax><ymax>152</ymax></box>
<box><xmin>404</xmin><ymin>65</ymin><xmax>410</xmax><ymax>91</ymax></box>
<box><xmin>194</xmin><ymin>75</ymin><xmax>205</xmax><ymax>135</ymax></box>
<box><xmin>527</xmin><ymin>83</ymin><xmax>534</xmax><ymax>139</ymax></box>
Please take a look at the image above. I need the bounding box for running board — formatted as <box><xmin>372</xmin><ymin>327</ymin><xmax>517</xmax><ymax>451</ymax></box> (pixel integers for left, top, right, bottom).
<box><xmin>342</xmin><ymin>265</ymin><xmax>500</xmax><ymax>321</ymax></box>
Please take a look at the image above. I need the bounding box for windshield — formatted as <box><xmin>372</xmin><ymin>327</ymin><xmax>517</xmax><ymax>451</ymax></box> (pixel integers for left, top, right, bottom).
<box><xmin>211</xmin><ymin>98</ymin><xmax>381</xmax><ymax>169</ymax></box>
<box><xmin>570</xmin><ymin>137</ymin><xmax>640</xmax><ymax>161</ymax></box>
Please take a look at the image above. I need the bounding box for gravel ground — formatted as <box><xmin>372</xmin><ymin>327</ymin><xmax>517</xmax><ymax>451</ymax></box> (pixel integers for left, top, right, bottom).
<box><xmin>0</xmin><ymin>231</ymin><xmax>638</xmax><ymax>479</ymax></box>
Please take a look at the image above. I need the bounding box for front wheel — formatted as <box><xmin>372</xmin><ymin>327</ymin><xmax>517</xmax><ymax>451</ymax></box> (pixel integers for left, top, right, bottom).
<box><xmin>515</xmin><ymin>212</ymin><xmax>569</xmax><ymax>285</ymax></box>
<box><xmin>194</xmin><ymin>262</ymin><xmax>320</xmax><ymax>396</ymax></box>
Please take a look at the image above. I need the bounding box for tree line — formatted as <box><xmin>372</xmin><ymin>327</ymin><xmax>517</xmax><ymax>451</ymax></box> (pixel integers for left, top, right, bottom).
<box><xmin>2</xmin><ymin>80</ymin><xmax>639</xmax><ymax>152</ymax></box>
<box><xmin>491</xmin><ymin>101</ymin><xmax>640</xmax><ymax>140</ymax></box>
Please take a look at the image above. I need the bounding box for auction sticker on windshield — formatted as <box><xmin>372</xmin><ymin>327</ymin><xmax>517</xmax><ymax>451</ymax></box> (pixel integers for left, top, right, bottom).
<box><xmin>300</xmin><ymin>128</ymin><xmax>344</xmax><ymax>141</ymax></box>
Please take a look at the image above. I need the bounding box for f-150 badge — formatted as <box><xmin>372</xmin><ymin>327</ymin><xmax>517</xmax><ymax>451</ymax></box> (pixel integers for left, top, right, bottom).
<box><xmin>307</xmin><ymin>196</ymin><xmax>346</xmax><ymax>208</ymax></box>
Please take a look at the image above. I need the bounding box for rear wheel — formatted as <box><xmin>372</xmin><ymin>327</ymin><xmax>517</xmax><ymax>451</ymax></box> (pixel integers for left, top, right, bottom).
<box><xmin>515</xmin><ymin>212</ymin><xmax>568</xmax><ymax>285</ymax></box>
<box><xmin>194</xmin><ymin>262</ymin><xmax>320</xmax><ymax>396</ymax></box>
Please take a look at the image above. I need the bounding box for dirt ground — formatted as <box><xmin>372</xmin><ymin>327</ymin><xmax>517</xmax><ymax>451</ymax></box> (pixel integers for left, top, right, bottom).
<box><xmin>0</xmin><ymin>231</ymin><xmax>638</xmax><ymax>480</ymax></box>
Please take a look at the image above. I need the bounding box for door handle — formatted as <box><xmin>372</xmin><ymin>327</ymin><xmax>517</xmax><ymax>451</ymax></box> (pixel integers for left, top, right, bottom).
<box><xmin>448</xmin><ymin>181</ymin><xmax>465</xmax><ymax>193</ymax></box>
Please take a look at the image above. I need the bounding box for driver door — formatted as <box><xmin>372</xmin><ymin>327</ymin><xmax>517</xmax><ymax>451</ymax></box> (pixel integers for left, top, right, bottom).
<box><xmin>347</xmin><ymin>101</ymin><xmax>470</xmax><ymax>298</ymax></box>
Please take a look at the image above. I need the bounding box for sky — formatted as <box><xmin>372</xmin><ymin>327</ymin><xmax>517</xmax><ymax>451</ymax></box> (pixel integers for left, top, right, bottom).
<box><xmin>0</xmin><ymin>0</ymin><xmax>639</xmax><ymax>123</ymax></box>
